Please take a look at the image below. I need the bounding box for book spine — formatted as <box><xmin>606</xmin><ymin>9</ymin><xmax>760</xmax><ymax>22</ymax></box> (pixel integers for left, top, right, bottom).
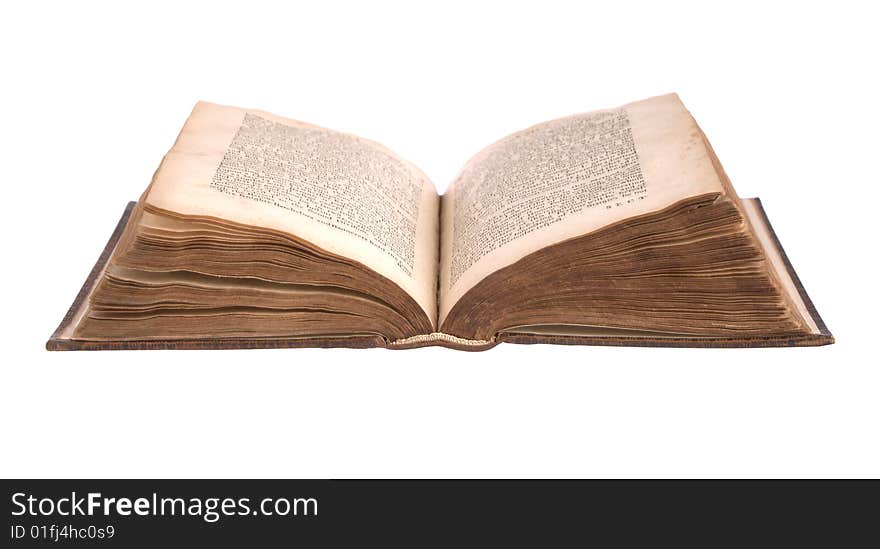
<box><xmin>388</xmin><ymin>332</ymin><xmax>495</xmax><ymax>351</ymax></box>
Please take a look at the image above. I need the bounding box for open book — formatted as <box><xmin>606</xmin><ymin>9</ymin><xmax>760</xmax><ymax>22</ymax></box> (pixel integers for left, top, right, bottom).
<box><xmin>48</xmin><ymin>94</ymin><xmax>832</xmax><ymax>351</ymax></box>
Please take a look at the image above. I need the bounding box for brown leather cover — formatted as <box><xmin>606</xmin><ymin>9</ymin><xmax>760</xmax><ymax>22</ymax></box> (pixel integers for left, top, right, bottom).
<box><xmin>47</xmin><ymin>199</ymin><xmax>833</xmax><ymax>351</ymax></box>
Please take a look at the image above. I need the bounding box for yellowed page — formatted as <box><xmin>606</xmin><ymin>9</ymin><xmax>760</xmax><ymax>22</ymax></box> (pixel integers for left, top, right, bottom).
<box><xmin>439</xmin><ymin>93</ymin><xmax>724</xmax><ymax>323</ymax></box>
<box><xmin>740</xmin><ymin>199</ymin><xmax>817</xmax><ymax>334</ymax></box>
<box><xmin>145</xmin><ymin>102</ymin><xmax>439</xmax><ymax>322</ymax></box>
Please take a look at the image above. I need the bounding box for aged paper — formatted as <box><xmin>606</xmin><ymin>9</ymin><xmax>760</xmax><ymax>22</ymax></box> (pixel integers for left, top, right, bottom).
<box><xmin>145</xmin><ymin>102</ymin><xmax>440</xmax><ymax>321</ymax></box>
<box><xmin>438</xmin><ymin>94</ymin><xmax>725</xmax><ymax>322</ymax></box>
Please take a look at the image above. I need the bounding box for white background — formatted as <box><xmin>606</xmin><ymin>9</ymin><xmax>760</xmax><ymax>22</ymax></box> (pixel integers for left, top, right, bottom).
<box><xmin>1</xmin><ymin>1</ymin><xmax>877</xmax><ymax>478</ymax></box>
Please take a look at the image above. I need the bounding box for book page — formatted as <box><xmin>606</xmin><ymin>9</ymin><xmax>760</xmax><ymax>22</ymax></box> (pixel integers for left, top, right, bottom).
<box><xmin>145</xmin><ymin>102</ymin><xmax>439</xmax><ymax>321</ymax></box>
<box><xmin>438</xmin><ymin>94</ymin><xmax>724</xmax><ymax>323</ymax></box>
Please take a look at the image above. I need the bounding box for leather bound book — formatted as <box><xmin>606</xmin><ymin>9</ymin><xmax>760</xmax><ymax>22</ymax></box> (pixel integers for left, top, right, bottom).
<box><xmin>48</xmin><ymin>95</ymin><xmax>832</xmax><ymax>351</ymax></box>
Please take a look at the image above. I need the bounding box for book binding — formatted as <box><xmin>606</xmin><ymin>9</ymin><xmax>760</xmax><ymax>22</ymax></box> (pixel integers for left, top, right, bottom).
<box><xmin>47</xmin><ymin>200</ymin><xmax>833</xmax><ymax>351</ymax></box>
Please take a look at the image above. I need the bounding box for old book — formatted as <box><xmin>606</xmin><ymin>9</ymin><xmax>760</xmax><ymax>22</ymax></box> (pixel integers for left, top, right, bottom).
<box><xmin>48</xmin><ymin>94</ymin><xmax>832</xmax><ymax>351</ymax></box>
